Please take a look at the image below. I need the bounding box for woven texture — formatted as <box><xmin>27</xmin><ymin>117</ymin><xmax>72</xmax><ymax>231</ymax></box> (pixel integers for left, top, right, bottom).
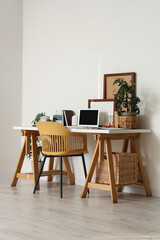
<box><xmin>36</xmin><ymin>122</ymin><xmax>88</xmax><ymax>156</ymax></box>
<box><xmin>95</xmin><ymin>152</ymin><xmax>138</xmax><ymax>185</ymax></box>
<box><xmin>118</xmin><ymin>116</ymin><xmax>139</xmax><ymax>129</ymax></box>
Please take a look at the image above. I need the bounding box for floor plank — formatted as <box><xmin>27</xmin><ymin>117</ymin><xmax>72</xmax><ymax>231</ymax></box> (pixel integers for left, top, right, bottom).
<box><xmin>0</xmin><ymin>177</ymin><xmax>160</xmax><ymax>240</ymax></box>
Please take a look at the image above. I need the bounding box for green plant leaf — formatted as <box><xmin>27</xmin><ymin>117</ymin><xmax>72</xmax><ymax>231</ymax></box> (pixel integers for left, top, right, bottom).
<box><xmin>113</xmin><ymin>78</ymin><xmax>140</xmax><ymax>115</ymax></box>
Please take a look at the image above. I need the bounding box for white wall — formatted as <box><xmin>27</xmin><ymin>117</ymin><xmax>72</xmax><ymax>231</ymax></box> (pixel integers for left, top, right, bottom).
<box><xmin>22</xmin><ymin>0</ymin><xmax>160</xmax><ymax>196</ymax></box>
<box><xmin>0</xmin><ymin>0</ymin><xmax>22</xmax><ymax>176</ymax></box>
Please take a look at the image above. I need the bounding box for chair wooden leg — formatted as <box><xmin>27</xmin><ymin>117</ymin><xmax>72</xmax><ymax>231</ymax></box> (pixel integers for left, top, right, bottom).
<box><xmin>60</xmin><ymin>156</ymin><xmax>63</xmax><ymax>198</ymax></box>
<box><xmin>33</xmin><ymin>155</ymin><xmax>47</xmax><ymax>194</ymax></box>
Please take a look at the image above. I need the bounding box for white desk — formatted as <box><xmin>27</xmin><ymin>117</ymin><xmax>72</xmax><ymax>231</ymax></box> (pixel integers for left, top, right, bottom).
<box><xmin>12</xmin><ymin>126</ymin><xmax>152</xmax><ymax>203</ymax></box>
<box><xmin>13</xmin><ymin>126</ymin><xmax>151</xmax><ymax>134</ymax></box>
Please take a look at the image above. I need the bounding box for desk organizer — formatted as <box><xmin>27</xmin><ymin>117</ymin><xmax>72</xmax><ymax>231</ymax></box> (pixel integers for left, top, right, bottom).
<box><xmin>95</xmin><ymin>152</ymin><xmax>138</xmax><ymax>185</ymax></box>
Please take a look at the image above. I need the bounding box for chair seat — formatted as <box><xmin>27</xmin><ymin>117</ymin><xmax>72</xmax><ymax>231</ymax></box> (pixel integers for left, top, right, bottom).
<box><xmin>42</xmin><ymin>150</ymin><xmax>89</xmax><ymax>157</ymax></box>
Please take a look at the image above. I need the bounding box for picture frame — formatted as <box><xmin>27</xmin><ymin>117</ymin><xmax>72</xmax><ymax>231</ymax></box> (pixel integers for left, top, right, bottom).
<box><xmin>103</xmin><ymin>72</ymin><xmax>136</xmax><ymax>99</ymax></box>
<box><xmin>88</xmin><ymin>99</ymin><xmax>115</xmax><ymax>126</ymax></box>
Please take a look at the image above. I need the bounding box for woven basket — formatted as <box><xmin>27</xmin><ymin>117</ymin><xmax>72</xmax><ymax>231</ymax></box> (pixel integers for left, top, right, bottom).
<box><xmin>118</xmin><ymin>116</ymin><xmax>139</xmax><ymax>129</ymax></box>
<box><xmin>95</xmin><ymin>152</ymin><xmax>138</xmax><ymax>185</ymax></box>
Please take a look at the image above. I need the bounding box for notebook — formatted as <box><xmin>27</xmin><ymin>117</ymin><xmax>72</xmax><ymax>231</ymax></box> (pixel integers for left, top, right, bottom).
<box><xmin>63</xmin><ymin>110</ymin><xmax>74</xmax><ymax>126</ymax></box>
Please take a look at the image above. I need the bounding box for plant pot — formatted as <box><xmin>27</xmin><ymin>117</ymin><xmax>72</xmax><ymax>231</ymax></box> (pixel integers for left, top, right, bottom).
<box><xmin>118</xmin><ymin>116</ymin><xmax>139</xmax><ymax>129</ymax></box>
<box><xmin>120</xmin><ymin>112</ymin><xmax>138</xmax><ymax>116</ymax></box>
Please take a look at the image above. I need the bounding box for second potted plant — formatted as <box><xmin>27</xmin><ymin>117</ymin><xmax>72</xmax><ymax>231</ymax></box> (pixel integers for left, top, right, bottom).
<box><xmin>27</xmin><ymin>112</ymin><xmax>51</xmax><ymax>172</ymax></box>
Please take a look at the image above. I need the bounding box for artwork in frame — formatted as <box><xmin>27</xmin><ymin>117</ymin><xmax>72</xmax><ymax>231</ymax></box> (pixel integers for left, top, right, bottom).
<box><xmin>103</xmin><ymin>72</ymin><xmax>136</xmax><ymax>99</ymax></box>
<box><xmin>88</xmin><ymin>99</ymin><xmax>115</xmax><ymax>126</ymax></box>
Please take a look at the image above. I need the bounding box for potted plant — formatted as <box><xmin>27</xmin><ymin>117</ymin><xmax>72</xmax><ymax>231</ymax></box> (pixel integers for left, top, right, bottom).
<box><xmin>27</xmin><ymin>112</ymin><xmax>51</xmax><ymax>171</ymax></box>
<box><xmin>113</xmin><ymin>78</ymin><xmax>141</xmax><ymax>128</ymax></box>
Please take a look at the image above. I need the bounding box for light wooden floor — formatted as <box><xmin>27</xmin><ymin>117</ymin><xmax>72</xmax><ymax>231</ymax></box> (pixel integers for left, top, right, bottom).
<box><xmin>0</xmin><ymin>178</ymin><xmax>160</xmax><ymax>240</ymax></box>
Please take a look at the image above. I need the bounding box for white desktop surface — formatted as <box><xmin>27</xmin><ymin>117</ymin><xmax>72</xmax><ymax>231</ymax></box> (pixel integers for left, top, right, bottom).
<box><xmin>13</xmin><ymin>126</ymin><xmax>151</xmax><ymax>134</ymax></box>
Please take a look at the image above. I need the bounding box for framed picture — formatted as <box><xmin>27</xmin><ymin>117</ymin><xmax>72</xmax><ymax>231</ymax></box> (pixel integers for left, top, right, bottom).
<box><xmin>88</xmin><ymin>99</ymin><xmax>115</xmax><ymax>126</ymax></box>
<box><xmin>103</xmin><ymin>72</ymin><xmax>136</xmax><ymax>99</ymax></box>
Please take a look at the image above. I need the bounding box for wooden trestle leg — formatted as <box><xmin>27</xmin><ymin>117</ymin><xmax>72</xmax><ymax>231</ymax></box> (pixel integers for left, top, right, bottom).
<box><xmin>132</xmin><ymin>138</ymin><xmax>152</xmax><ymax>197</ymax></box>
<box><xmin>105</xmin><ymin>138</ymin><xmax>118</xmax><ymax>203</ymax></box>
<box><xmin>11</xmin><ymin>139</ymin><xmax>26</xmax><ymax>186</ymax></box>
<box><xmin>122</xmin><ymin>139</ymin><xmax>129</xmax><ymax>153</ymax></box>
<box><xmin>64</xmin><ymin>157</ymin><xmax>75</xmax><ymax>185</ymax></box>
<box><xmin>31</xmin><ymin>135</ymin><xmax>40</xmax><ymax>190</ymax></box>
<box><xmin>81</xmin><ymin>142</ymin><xmax>99</xmax><ymax>198</ymax></box>
<box><xmin>117</xmin><ymin>139</ymin><xmax>129</xmax><ymax>192</ymax></box>
<box><xmin>47</xmin><ymin>157</ymin><xmax>54</xmax><ymax>182</ymax></box>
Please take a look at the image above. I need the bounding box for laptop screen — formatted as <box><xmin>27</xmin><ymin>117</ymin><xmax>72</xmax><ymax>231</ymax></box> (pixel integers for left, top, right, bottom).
<box><xmin>79</xmin><ymin>109</ymin><xmax>99</xmax><ymax>127</ymax></box>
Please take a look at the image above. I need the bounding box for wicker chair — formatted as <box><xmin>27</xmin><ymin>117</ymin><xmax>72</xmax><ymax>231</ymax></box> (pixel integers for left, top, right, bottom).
<box><xmin>33</xmin><ymin>122</ymin><xmax>88</xmax><ymax>198</ymax></box>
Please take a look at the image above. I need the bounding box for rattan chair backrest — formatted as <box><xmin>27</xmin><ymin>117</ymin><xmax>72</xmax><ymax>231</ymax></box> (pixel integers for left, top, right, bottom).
<box><xmin>36</xmin><ymin>122</ymin><xmax>88</xmax><ymax>156</ymax></box>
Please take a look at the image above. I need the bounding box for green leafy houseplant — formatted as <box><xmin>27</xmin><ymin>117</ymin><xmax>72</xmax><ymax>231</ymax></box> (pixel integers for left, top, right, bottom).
<box><xmin>113</xmin><ymin>78</ymin><xmax>141</xmax><ymax>116</ymax></box>
<box><xmin>27</xmin><ymin>112</ymin><xmax>50</xmax><ymax>161</ymax></box>
<box><xmin>31</xmin><ymin>112</ymin><xmax>48</xmax><ymax>127</ymax></box>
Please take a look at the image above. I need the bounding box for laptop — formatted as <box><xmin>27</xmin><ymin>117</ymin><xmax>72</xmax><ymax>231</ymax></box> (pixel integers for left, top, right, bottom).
<box><xmin>78</xmin><ymin>109</ymin><xmax>99</xmax><ymax>127</ymax></box>
<box><xmin>67</xmin><ymin>109</ymin><xmax>100</xmax><ymax>129</ymax></box>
